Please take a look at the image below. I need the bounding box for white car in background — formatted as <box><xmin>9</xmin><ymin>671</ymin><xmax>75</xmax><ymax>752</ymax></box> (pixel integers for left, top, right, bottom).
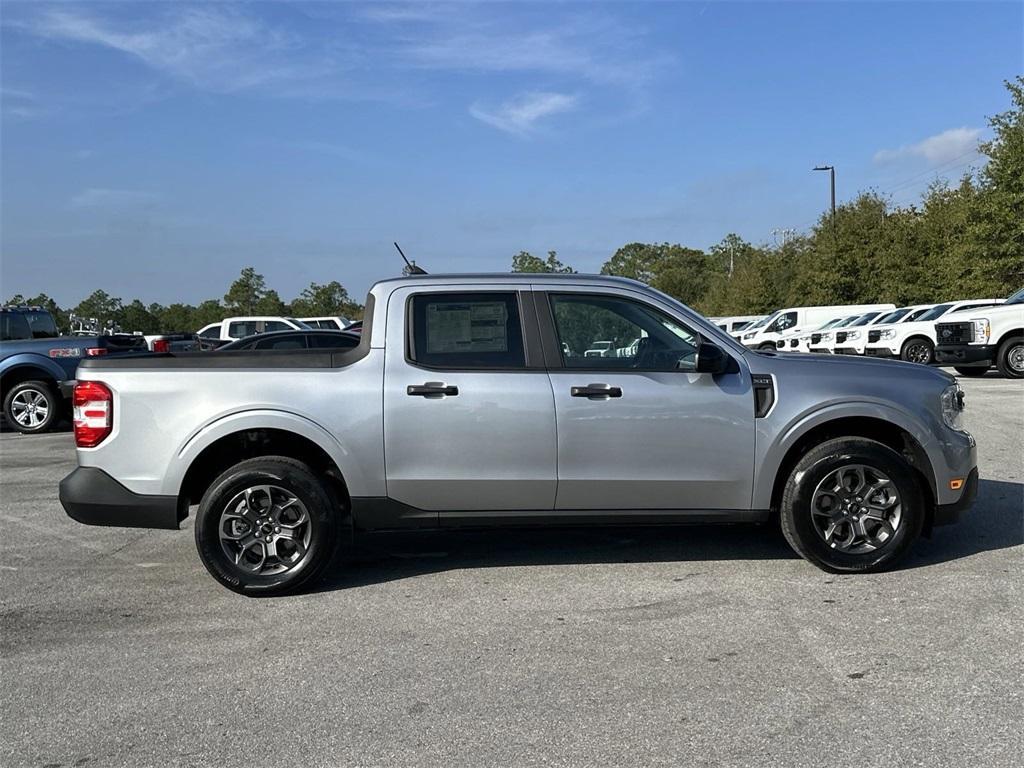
<box><xmin>775</xmin><ymin>316</ymin><xmax>847</xmax><ymax>353</ymax></box>
<box><xmin>297</xmin><ymin>316</ymin><xmax>351</xmax><ymax>330</ymax></box>
<box><xmin>864</xmin><ymin>299</ymin><xmax>1004</xmax><ymax>364</ymax></box>
<box><xmin>741</xmin><ymin>303</ymin><xmax>894</xmax><ymax>351</ymax></box>
<box><xmin>197</xmin><ymin>316</ymin><xmax>312</xmax><ymax>345</ymax></box>
<box><xmin>710</xmin><ymin>315</ymin><xmax>765</xmax><ymax>337</ymax></box>
<box><xmin>833</xmin><ymin>305</ymin><xmax>934</xmax><ymax>355</ymax></box>
<box><xmin>807</xmin><ymin>313</ymin><xmax>878</xmax><ymax>354</ymax></box>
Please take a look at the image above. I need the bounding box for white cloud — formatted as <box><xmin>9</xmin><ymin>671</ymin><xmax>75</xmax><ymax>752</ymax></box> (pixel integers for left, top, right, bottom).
<box><xmin>470</xmin><ymin>92</ymin><xmax>578</xmax><ymax>135</ymax></box>
<box><xmin>71</xmin><ymin>189</ymin><xmax>157</xmax><ymax>209</ymax></box>
<box><xmin>18</xmin><ymin>7</ymin><xmax>326</xmax><ymax>94</ymax></box>
<box><xmin>874</xmin><ymin>127</ymin><xmax>983</xmax><ymax>167</ymax></box>
<box><xmin>383</xmin><ymin>13</ymin><xmax>666</xmax><ymax>88</ymax></box>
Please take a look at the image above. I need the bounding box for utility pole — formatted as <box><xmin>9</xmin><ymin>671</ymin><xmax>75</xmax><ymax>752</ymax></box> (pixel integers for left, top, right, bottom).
<box><xmin>813</xmin><ymin>165</ymin><xmax>836</xmax><ymax>225</ymax></box>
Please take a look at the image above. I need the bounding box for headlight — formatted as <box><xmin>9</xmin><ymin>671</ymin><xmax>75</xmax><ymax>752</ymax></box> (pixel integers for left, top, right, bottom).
<box><xmin>821</xmin><ymin>332</ymin><xmax>833</xmax><ymax>341</ymax></box>
<box><xmin>847</xmin><ymin>330</ymin><xmax>861</xmax><ymax>340</ymax></box>
<box><xmin>880</xmin><ymin>329</ymin><xmax>896</xmax><ymax>339</ymax></box>
<box><xmin>941</xmin><ymin>383</ymin><xmax>966</xmax><ymax>431</ymax></box>
<box><xmin>973</xmin><ymin>318</ymin><xmax>990</xmax><ymax>344</ymax></box>
<box><xmin>743</xmin><ymin>332</ymin><xmax>756</xmax><ymax>340</ymax></box>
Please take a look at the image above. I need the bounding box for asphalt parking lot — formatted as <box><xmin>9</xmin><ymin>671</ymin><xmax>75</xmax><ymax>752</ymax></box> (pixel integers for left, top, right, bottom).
<box><xmin>1</xmin><ymin>375</ymin><xmax>1021</xmax><ymax>768</ymax></box>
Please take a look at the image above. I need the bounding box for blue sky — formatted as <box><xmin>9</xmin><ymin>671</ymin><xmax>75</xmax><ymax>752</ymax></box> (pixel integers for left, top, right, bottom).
<box><xmin>1</xmin><ymin>1</ymin><xmax>1021</xmax><ymax>307</ymax></box>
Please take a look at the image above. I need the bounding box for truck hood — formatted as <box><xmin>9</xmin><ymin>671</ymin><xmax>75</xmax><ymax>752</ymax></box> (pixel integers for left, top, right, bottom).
<box><xmin>757</xmin><ymin>349</ymin><xmax>954</xmax><ymax>384</ymax></box>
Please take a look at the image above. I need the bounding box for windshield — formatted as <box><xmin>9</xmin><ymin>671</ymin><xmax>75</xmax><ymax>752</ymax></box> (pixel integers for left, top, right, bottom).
<box><xmin>876</xmin><ymin>308</ymin><xmax>910</xmax><ymax>324</ymax></box>
<box><xmin>834</xmin><ymin>315</ymin><xmax>862</xmax><ymax>328</ymax></box>
<box><xmin>747</xmin><ymin>313</ymin><xmax>776</xmax><ymax>330</ymax></box>
<box><xmin>813</xmin><ymin>317</ymin><xmax>845</xmax><ymax>331</ymax></box>
<box><xmin>287</xmin><ymin>318</ymin><xmax>313</xmax><ymax>329</ymax></box>
<box><xmin>1006</xmin><ymin>287</ymin><xmax>1024</xmax><ymax>305</ymax></box>
<box><xmin>851</xmin><ymin>311</ymin><xmax>881</xmax><ymax>326</ymax></box>
<box><xmin>916</xmin><ymin>303</ymin><xmax>955</xmax><ymax>322</ymax></box>
<box><xmin>903</xmin><ymin>307</ymin><xmax>931</xmax><ymax>322</ymax></box>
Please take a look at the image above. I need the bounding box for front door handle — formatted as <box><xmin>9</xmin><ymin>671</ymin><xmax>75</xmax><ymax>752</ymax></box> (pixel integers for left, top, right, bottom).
<box><xmin>407</xmin><ymin>382</ymin><xmax>459</xmax><ymax>397</ymax></box>
<box><xmin>571</xmin><ymin>383</ymin><xmax>622</xmax><ymax>399</ymax></box>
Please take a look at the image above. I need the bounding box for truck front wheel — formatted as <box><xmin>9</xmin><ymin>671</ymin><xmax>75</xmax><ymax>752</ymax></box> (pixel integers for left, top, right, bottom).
<box><xmin>996</xmin><ymin>336</ymin><xmax>1024</xmax><ymax>379</ymax></box>
<box><xmin>195</xmin><ymin>456</ymin><xmax>344</xmax><ymax>596</ymax></box>
<box><xmin>900</xmin><ymin>338</ymin><xmax>934</xmax><ymax>364</ymax></box>
<box><xmin>779</xmin><ymin>437</ymin><xmax>924</xmax><ymax>573</ymax></box>
<box><xmin>3</xmin><ymin>380</ymin><xmax>59</xmax><ymax>434</ymax></box>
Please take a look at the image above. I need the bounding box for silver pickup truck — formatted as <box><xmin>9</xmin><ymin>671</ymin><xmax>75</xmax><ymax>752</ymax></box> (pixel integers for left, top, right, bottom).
<box><xmin>60</xmin><ymin>274</ymin><xmax>978</xmax><ymax>595</ymax></box>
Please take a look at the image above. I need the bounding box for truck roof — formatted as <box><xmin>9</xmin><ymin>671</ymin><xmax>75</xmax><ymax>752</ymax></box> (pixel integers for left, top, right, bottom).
<box><xmin>372</xmin><ymin>272</ymin><xmax>650</xmax><ymax>290</ymax></box>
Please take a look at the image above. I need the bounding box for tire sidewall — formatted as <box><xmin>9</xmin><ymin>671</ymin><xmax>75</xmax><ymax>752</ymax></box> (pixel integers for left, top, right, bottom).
<box><xmin>195</xmin><ymin>461</ymin><xmax>337</xmax><ymax>595</ymax></box>
<box><xmin>997</xmin><ymin>336</ymin><xmax>1024</xmax><ymax>379</ymax></box>
<box><xmin>3</xmin><ymin>381</ymin><xmax>58</xmax><ymax>434</ymax></box>
<box><xmin>785</xmin><ymin>442</ymin><xmax>923</xmax><ymax>572</ymax></box>
<box><xmin>901</xmin><ymin>338</ymin><xmax>933</xmax><ymax>364</ymax></box>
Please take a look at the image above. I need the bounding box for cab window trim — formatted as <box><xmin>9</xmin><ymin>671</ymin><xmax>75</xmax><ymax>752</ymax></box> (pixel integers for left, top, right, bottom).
<box><xmin>404</xmin><ymin>290</ymin><xmax>543</xmax><ymax>372</ymax></box>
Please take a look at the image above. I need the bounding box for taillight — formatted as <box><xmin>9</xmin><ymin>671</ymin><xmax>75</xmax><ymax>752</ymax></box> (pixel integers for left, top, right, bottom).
<box><xmin>152</xmin><ymin>339</ymin><xmax>170</xmax><ymax>353</ymax></box>
<box><xmin>73</xmin><ymin>381</ymin><xmax>113</xmax><ymax>447</ymax></box>
<box><xmin>85</xmin><ymin>347</ymin><xmax>107</xmax><ymax>357</ymax></box>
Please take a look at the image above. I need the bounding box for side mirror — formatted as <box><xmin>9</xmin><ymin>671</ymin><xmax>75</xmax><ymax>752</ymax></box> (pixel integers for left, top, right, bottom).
<box><xmin>694</xmin><ymin>341</ymin><xmax>731</xmax><ymax>374</ymax></box>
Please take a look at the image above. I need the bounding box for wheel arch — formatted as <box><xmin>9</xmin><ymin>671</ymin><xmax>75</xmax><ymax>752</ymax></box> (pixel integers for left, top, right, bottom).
<box><xmin>0</xmin><ymin>357</ymin><xmax>64</xmax><ymax>392</ymax></box>
<box><xmin>178</xmin><ymin>427</ymin><xmax>350</xmax><ymax>512</ymax></box>
<box><xmin>764</xmin><ymin>412</ymin><xmax>938</xmax><ymax>534</ymax></box>
<box><xmin>995</xmin><ymin>328</ymin><xmax>1023</xmax><ymax>349</ymax></box>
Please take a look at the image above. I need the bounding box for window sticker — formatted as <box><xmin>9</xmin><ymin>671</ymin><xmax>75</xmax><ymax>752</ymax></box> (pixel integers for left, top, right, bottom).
<box><xmin>425</xmin><ymin>301</ymin><xmax>509</xmax><ymax>354</ymax></box>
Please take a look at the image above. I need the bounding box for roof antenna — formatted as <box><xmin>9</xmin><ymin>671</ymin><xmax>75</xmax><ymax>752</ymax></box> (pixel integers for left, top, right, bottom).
<box><xmin>395</xmin><ymin>241</ymin><xmax>427</xmax><ymax>275</ymax></box>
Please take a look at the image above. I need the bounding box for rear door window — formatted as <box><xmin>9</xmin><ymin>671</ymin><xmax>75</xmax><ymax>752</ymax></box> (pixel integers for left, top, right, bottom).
<box><xmin>1</xmin><ymin>313</ymin><xmax>32</xmax><ymax>341</ymax></box>
<box><xmin>408</xmin><ymin>292</ymin><xmax>525</xmax><ymax>369</ymax></box>
<box><xmin>228</xmin><ymin>321</ymin><xmax>257</xmax><ymax>338</ymax></box>
<box><xmin>309</xmin><ymin>333</ymin><xmax>358</xmax><ymax>350</ymax></box>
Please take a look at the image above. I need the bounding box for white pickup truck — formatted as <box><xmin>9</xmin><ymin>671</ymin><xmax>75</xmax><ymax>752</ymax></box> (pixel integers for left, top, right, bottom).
<box><xmin>934</xmin><ymin>287</ymin><xmax>1024</xmax><ymax>378</ymax></box>
<box><xmin>59</xmin><ymin>273</ymin><xmax>978</xmax><ymax>596</ymax></box>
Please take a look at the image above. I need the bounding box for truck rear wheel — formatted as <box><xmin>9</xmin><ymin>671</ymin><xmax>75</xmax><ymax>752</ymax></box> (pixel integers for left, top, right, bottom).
<box><xmin>3</xmin><ymin>380</ymin><xmax>59</xmax><ymax>434</ymax></box>
<box><xmin>995</xmin><ymin>336</ymin><xmax>1024</xmax><ymax>379</ymax></box>
<box><xmin>194</xmin><ymin>456</ymin><xmax>344</xmax><ymax>596</ymax></box>
<box><xmin>779</xmin><ymin>437</ymin><xmax>924</xmax><ymax>573</ymax></box>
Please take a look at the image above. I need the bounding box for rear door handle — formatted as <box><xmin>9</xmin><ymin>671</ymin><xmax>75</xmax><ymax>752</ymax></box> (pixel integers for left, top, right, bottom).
<box><xmin>571</xmin><ymin>383</ymin><xmax>622</xmax><ymax>399</ymax></box>
<box><xmin>407</xmin><ymin>382</ymin><xmax>459</xmax><ymax>397</ymax></box>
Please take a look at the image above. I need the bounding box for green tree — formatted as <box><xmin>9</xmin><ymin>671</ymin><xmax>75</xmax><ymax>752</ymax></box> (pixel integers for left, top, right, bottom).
<box><xmin>223</xmin><ymin>267</ymin><xmax>267</xmax><ymax>314</ymax></box>
<box><xmin>118</xmin><ymin>299</ymin><xmax>161</xmax><ymax>334</ymax></box>
<box><xmin>254</xmin><ymin>289</ymin><xmax>286</xmax><ymax>316</ymax></box>
<box><xmin>193</xmin><ymin>299</ymin><xmax>225</xmax><ymax>328</ymax></box>
<box><xmin>511</xmin><ymin>250</ymin><xmax>575</xmax><ymax>273</ymax></box>
<box><xmin>289</xmin><ymin>281</ymin><xmax>352</xmax><ymax>316</ymax></box>
<box><xmin>74</xmin><ymin>290</ymin><xmax>122</xmax><ymax>328</ymax></box>
<box><xmin>969</xmin><ymin>76</ymin><xmax>1024</xmax><ymax>293</ymax></box>
<box><xmin>160</xmin><ymin>303</ymin><xmax>197</xmax><ymax>333</ymax></box>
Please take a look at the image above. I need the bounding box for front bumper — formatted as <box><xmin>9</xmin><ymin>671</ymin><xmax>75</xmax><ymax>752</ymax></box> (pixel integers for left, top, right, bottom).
<box><xmin>935</xmin><ymin>344</ymin><xmax>996</xmax><ymax>366</ymax></box>
<box><xmin>933</xmin><ymin>467</ymin><xmax>979</xmax><ymax>526</ymax></box>
<box><xmin>834</xmin><ymin>347</ymin><xmax>861</xmax><ymax>356</ymax></box>
<box><xmin>864</xmin><ymin>347</ymin><xmax>896</xmax><ymax>358</ymax></box>
<box><xmin>59</xmin><ymin>467</ymin><xmax>184</xmax><ymax>530</ymax></box>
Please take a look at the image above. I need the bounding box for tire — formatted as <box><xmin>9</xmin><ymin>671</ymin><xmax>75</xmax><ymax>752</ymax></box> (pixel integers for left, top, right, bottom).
<box><xmin>758</xmin><ymin>343</ymin><xmax>777</xmax><ymax>352</ymax></box>
<box><xmin>2</xmin><ymin>380</ymin><xmax>59</xmax><ymax>434</ymax></box>
<box><xmin>954</xmin><ymin>366</ymin><xmax>988</xmax><ymax>377</ymax></box>
<box><xmin>779</xmin><ymin>437</ymin><xmax>925</xmax><ymax>573</ymax></box>
<box><xmin>194</xmin><ymin>456</ymin><xmax>345</xmax><ymax>596</ymax></box>
<box><xmin>995</xmin><ymin>335</ymin><xmax>1024</xmax><ymax>379</ymax></box>
<box><xmin>900</xmin><ymin>337</ymin><xmax>934</xmax><ymax>365</ymax></box>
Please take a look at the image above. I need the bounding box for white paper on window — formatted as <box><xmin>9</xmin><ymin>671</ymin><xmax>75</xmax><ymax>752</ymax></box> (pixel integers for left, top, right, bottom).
<box><xmin>425</xmin><ymin>301</ymin><xmax>508</xmax><ymax>353</ymax></box>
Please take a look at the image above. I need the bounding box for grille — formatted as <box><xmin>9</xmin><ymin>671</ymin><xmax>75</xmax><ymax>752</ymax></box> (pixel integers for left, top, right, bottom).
<box><xmin>835</xmin><ymin>331</ymin><xmax>848</xmax><ymax>343</ymax></box>
<box><xmin>937</xmin><ymin>321</ymin><xmax>974</xmax><ymax>344</ymax></box>
<box><xmin>810</xmin><ymin>333</ymin><xmax>822</xmax><ymax>345</ymax></box>
<box><xmin>868</xmin><ymin>330</ymin><xmax>881</xmax><ymax>343</ymax></box>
